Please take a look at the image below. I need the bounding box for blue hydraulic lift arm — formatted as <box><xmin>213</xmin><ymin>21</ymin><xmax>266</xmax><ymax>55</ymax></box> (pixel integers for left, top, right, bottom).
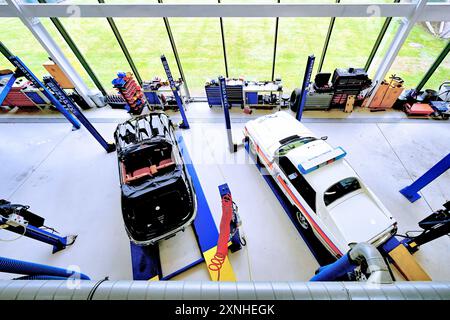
<box><xmin>0</xmin><ymin>73</ymin><xmax>16</xmax><ymax>106</ymax></box>
<box><xmin>400</xmin><ymin>153</ymin><xmax>450</xmax><ymax>203</ymax></box>
<box><xmin>0</xmin><ymin>215</ymin><xmax>74</xmax><ymax>254</ymax></box>
<box><xmin>1</xmin><ymin>51</ymin><xmax>81</xmax><ymax>129</ymax></box>
<box><xmin>43</xmin><ymin>76</ymin><xmax>116</xmax><ymax>153</ymax></box>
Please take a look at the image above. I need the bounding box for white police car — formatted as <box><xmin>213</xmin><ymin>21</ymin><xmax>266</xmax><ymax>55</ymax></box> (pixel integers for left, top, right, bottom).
<box><xmin>244</xmin><ymin>111</ymin><xmax>397</xmax><ymax>257</ymax></box>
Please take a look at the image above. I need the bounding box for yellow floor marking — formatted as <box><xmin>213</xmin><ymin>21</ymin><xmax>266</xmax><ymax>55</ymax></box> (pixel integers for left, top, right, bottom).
<box><xmin>148</xmin><ymin>275</ymin><xmax>159</xmax><ymax>281</ymax></box>
<box><xmin>203</xmin><ymin>246</ymin><xmax>236</xmax><ymax>282</ymax></box>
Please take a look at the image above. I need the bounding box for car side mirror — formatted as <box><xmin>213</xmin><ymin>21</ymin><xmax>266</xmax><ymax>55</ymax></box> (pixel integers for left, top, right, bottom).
<box><xmin>321</xmin><ymin>136</ymin><xmax>328</xmax><ymax>140</ymax></box>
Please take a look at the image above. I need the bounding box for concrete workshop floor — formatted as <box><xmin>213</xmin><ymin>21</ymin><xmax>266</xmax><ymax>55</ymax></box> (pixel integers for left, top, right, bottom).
<box><xmin>0</xmin><ymin>103</ymin><xmax>449</xmax><ymax>281</ymax></box>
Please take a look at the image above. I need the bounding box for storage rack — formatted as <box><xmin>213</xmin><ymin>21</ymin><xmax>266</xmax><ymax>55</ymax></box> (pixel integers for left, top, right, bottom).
<box><xmin>112</xmin><ymin>72</ymin><xmax>147</xmax><ymax>114</ymax></box>
<box><xmin>243</xmin><ymin>81</ymin><xmax>283</xmax><ymax>109</ymax></box>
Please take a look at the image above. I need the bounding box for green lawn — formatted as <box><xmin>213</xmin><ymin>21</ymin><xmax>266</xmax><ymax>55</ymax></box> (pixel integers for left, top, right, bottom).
<box><xmin>1</xmin><ymin>14</ymin><xmax>448</xmax><ymax>96</ymax></box>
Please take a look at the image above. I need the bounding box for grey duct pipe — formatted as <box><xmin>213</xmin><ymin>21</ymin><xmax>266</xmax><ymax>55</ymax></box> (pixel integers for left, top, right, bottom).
<box><xmin>0</xmin><ymin>281</ymin><xmax>449</xmax><ymax>300</ymax></box>
<box><xmin>348</xmin><ymin>242</ymin><xmax>392</xmax><ymax>284</ymax></box>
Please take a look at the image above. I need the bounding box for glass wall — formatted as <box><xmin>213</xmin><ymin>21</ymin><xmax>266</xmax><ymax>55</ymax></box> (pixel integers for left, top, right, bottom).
<box><xmin>40</xmin><ymin>19</ymin><xmax>95</xmax><ymax>89</ymax></box>
<box><xmin>423</xmin><ymin>54</ymin><xmax>450</xmax><ymax>91</ymax></box>
<box><xmin>222</xmin><ymin>0</ymin><xmax>276</xmax><ymax>82</ymax></box>
<box><xmin>57</xmin><ymin>17</ymin><xmax>130</xmax><ymax>90</ymax></box>
<box><xmin>385</xmin><ymin>22</ymin><xmax>449</xmax><ymax>88</ymax></box>
<box><xmin>165</xmin><ymin>0</ymin><xmax>225</xmax><ymax>96</ymax></box>
<box><xmin>2</xmin><ymin>1</ymin><xmax>448</xmax><ymax>97</ymax></box>
<box><xmin>274</xmin><ymin>0</ymin><xmax>333</xmax><ymax>92</ymax></box>
<box><xmin>0</xmin><ymin>18</ymin><xmax>50</xmax><ymax>80</ymax></box>
<box><xmin>320</xmin><ymin>0</ymin><xmax>393</xmax><ymax>73</ymax></box>
<box><xmin>274</xmin><ymin>17</ymin><xmax>331</xmax><ymax>92</ymax></box>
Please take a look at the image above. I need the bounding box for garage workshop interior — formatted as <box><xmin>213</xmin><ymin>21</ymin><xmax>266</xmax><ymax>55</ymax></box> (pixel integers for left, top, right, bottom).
<box><xmin>0</xmin><ymin>0</ymin><xmax>450</xmax><ymax>302</ymax></box>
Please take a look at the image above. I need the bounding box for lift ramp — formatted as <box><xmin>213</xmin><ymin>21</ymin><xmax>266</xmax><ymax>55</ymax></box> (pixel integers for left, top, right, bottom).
<box><xmin>130</xmin><ymin>133</ymin><xmax>236</xmax><ymax>281</ymax></box>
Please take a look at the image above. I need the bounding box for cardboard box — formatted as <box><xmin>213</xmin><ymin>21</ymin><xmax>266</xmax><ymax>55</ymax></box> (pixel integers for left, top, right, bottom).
<box><xmin>43</xmin><ymin>61</ymin><xmax>75</xmax><ymax>89</ymax></box>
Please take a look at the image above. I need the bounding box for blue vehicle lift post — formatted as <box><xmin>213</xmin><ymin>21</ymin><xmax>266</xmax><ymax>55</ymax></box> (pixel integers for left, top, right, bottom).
<box><xmin>399</xmin><ymin>153</ymin><xmax>450</xmax><ymax>203</ymax></box>
<box><xmin>218</xmin><ymin>76</ymin><xmax>237</xmax><ymax>153</ymax></box>
<box><xmin>161</xmin><ymin>54</ymin><xmax>190</xmax><ymax>129</ymax></box>
<box><xmin>44</xmin><ymin>76</ymin><xmax>116</xmax><ymax>153</ymax></box>
<box><xmin>296</xmin><ymin>55</ymin><xmax>315</xmax><ymax>122</ymax></box>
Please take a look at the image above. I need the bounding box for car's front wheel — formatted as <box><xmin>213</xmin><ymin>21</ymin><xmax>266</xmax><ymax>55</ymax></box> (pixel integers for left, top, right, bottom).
<box><xmin>296</xmin><ymin>211</ymin><xmax>310</xmax><ymax>230</ymax></box>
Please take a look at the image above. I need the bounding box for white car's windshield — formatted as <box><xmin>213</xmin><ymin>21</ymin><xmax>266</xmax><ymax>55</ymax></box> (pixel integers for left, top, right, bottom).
<box><xmin>275</xmin><ymin>136</ymin><xmax>317</xmax><ymax>156</ymax></box>
<box><xmin>324</xmin><ymin>177</ymin><xmax>361</xmax><ymax>206</ymax></box>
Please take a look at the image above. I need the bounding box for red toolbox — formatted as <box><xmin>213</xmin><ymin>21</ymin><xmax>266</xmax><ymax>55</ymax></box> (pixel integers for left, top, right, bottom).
<box><xmin>1</xmin><ymin>79</ymin><xmax>50</xmax><ymax>109</ymax></box>
<box><xmin>405</xmin><ymin>103</ymin><xmax>434</xmax><ymax>116</ymax></box>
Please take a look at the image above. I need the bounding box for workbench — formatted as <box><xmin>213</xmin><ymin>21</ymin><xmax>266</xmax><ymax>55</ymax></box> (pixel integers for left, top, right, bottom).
<box><xmin>142</xmin><ymin>80</ymin><xmax>185</xmax><ymax>110</ymax></box>
<box><xmin>243</xmin><ymin>81</ymin><xmax>283</xmax><ymax>109</ymax></box>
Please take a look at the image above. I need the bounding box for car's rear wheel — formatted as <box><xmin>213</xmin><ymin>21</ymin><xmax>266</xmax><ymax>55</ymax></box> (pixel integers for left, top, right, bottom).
<box><xmin>296</xmin><ymin>211</ymin><xmax>310</xmax><ymax>230</ymax></box>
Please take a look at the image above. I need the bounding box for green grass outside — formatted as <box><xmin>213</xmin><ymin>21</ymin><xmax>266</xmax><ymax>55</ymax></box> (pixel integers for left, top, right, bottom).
<box><xmin>1</xmin><ymin>14</ymin><xmax>448</xmax><ymax>96</ymax></box>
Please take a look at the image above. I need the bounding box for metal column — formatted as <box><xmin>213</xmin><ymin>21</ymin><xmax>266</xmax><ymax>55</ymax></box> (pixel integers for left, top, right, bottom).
<box><xmin>364</xmin><ymin>0</ymin><xmax>401</xmax><ymax>72</ymax></box>
<box><xmin>44</xmin><ymin>76</ymin><xmax>116</xmax><ymax>153</ymax></box>
<box><xmin>5</xmin><ymin>0</ymin><xmax>96</xmax><ymax>108</ymax></box>
<box><xmin>218</xmin><ymin>0</ymin><xmax>229</xmax><ymax>78</ymax></box>
<box><xmin>2</xmin><ymin>50</ymin><xmax>80</xmax><ymax>129</ymax></box>
<box><xmin>158</xmin><ymin>0</ymin><xmax>191</xmax><ymax>100</ymax></box>
<box><xmin>271</xmin><ymin>0</ymin><xmax>280</xmax><ymax>81</ymax></box>
<box><xmin>367</xmin><ymin>0</ymin><xmax>428</xmax><ymax>106</ymax></box>
<box><xmin>98</xmin><ymin>0</ymin><xmax>143</xmax><ymax>86</ymax></box>
<box><xmin>37</xmin><ymin>0</ymin><xmax>106</xmax><ymax>96</ymax></box>
<box><xmin>415</xmin><ymin>41</ymin><xmax>450</xmax><ymax>92</ymax></box>
<box><xmin>317</xmin><ymin>0</ymin><xmax>340</xmax><ymax>73</ymax></box>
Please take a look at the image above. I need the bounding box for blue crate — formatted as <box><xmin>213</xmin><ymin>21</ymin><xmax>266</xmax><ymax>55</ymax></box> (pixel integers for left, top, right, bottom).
<box><xmin>144</xmin><ymin>91</ymin><xmax>161</xmax><ymax>105</ymax></box>
<box><xmin>245</xmin><ymin>92</ymin><xmax>258</xmax><ymax>105</ymax></box>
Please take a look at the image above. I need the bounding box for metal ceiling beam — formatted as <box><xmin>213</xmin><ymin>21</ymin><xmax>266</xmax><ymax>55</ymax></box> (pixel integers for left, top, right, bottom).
<box><xmin>0</xmin><ymin>3</ymin><xmax>447</xmax><ymax>20</ymax></box>
<box><xmin>317</xmin><ymin>0</ymin><xmax>340</xmax><ymax>73</ymax></box>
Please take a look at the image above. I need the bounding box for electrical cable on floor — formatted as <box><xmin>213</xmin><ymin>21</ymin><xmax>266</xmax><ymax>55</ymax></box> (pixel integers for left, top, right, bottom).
<box><xmin>40</xmin><ymin>226</ymin><xmax>60</xmax><ymax>234</ymax></box>
<box><xmin>87</xmin><ymin>276</ymin><xmax>109</xmax><ymax>300</ymax></box>
<box><xmin>66</xmin><ymin>235</ymin><xmax>78</xmax><ymax>246</ymax></box>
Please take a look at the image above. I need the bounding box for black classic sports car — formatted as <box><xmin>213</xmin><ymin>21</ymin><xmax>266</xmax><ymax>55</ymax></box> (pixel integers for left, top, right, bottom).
<box><xmin>114</xmin><ymin>112</ymin><xmax>196</xmax><ymax>245</ymax></box>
